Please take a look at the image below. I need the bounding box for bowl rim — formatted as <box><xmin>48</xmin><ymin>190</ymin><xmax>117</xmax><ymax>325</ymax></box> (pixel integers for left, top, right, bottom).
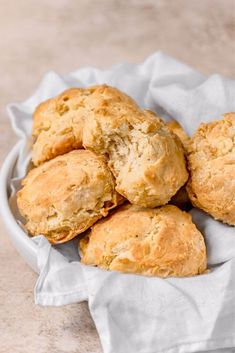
<box><xmin>0</xmin><ymin>142</ymin><xmax>38</xmax><ymax>272</ymax></box>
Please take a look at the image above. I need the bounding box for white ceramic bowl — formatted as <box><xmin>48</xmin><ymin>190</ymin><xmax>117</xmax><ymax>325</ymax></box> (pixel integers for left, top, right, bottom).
<box><xmin>0</xmin><ymin>142</ymin><xmax>38</xmax><ymax>273</ymax></box>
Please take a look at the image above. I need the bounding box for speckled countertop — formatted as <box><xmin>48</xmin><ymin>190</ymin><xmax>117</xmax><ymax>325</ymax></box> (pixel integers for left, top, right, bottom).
<box><xmin>0</xmin><ymin>1</ymin><xmax>234</xmax><ymax>352</ymax></box>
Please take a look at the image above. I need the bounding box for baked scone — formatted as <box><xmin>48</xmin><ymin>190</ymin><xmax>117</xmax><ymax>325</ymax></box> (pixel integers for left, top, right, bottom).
<box><xmin>17</xmin><ymin>150</ymin><xmax>121</xmax><ymax>243</ymax></box>
<box><xmin>32</xmin><ymin>88</ymin><xmax>85</xmax><ymax>166</ymax></box>
<box><xmin>33</xmin><ymin>85</ymin><xmax>188</xmax><ymax>207</ymax></box>
<box><xmin>80</xmin><ymin>204</ymin><xmax>207</xmax><ymax>277</ymax></box>
<box><xmin>186</xmin><ymin>113</ymin><xmax>235</xmax><ymax>225</ymax></box>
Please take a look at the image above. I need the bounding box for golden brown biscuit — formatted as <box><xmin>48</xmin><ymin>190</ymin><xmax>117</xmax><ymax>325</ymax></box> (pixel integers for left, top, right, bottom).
<box><xmin>84</xmin><ymin>107</ymin><xmax>188</xmax><ymax>207</ymax></box>
<box><xmin>80</xmin><ymin>204</ymin><xmax>207</xmax><ymax>277</ymax></box>
<box><xmin>32</xmin><ymin>88</ymin><xmax>85</xmax><ymax>165</ymax></box>
<box><xmin>33</xmin><ymin>85</ymin><xmax>188</xmax><ymax>207</ymax></box>
<box><xmin>187</xmin><ymin>113</ymin><xmax>235</xmax><ymax>225</ymax></box>
<box><xmin>17</xmin><ymin>150</ymin><xmax>121</xmax><ymax>244</ymax></box>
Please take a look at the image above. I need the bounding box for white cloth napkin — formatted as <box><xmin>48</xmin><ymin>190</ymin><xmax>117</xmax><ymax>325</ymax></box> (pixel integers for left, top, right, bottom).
<box><xmin>7</xmin><ymin>52</ymin><xmax>235</xmax><ymax>353</ymax></box>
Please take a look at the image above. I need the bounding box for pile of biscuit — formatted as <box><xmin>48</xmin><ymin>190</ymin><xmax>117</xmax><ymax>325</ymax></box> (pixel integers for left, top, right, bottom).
<box><xmin>17</xmin><ymin>85</ymin><xmax>235</xmax><ymax>278</ymax></box>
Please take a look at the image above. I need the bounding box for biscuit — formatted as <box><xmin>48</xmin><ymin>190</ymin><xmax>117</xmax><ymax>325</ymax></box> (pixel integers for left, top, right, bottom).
<box><xmin>186</xmin><ymin>113</ymin><xmax>235</xmax><ymax>225</ymax></box>
<box><xmin>32</xmin><ymin>88</ymin><xmax>85</xmax><ymax>166</ymax></box>
<box><xmin>17</xmin><ymin>150</ymin><xmax>121</xmax><ymax>243</ymax></box>
<box><xmin>33</xmin><ymin>85</ymin><xmax>188</xmax><ymax>208</ymax></box>
<box><xmin>80</xmin><ymin>204</ymin><xmax>207</xmax><ymax>277</ymax></box>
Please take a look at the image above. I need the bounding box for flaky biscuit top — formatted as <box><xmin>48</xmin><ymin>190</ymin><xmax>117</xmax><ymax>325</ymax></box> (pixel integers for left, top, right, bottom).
<box><xmin>187</xmin><ymin>113</ymin><xmax>235</xmax><ymax>225</ymax></box>
<box><xmin>80</xmin><ymin>204</ymin><xmax>207</xmax><ymax>277</ymax></box>
<box><xmin>17</xmin><ymin>150</ymin><xmax>121</xmax><ymax>243</ymax></box>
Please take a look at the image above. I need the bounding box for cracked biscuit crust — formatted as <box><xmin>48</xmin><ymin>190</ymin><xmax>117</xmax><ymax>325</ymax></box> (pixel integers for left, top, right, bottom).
<box><xmin>33</xmin><ymin>85</ymin><xmax>188</xmax><ymax>207</ymax></box>
<box><xmin>32</xmin><ymin>88</ymin><xmax>86</xmax><ymax>166</ymax></box>
<box><xmin>17</xmin><ymin>150</ymin><xmax>121</xmax><ymax>243</ymax></box>
<box><xmin>186</xmin><ymin>113</ymin><xmax>235</xmax><ymax>225</ymax></box>
<box><xmin>80</xmin><ymin>204</ymin><xmax>207</xmax><ymax>277</ymax></box>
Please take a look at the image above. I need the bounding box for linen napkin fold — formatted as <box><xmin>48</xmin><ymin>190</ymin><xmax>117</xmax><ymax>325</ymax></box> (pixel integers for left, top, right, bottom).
<box><xmin>7</xmin><ymin>52</ymin><xmax>235</xmax><ymax>353</ymax></box>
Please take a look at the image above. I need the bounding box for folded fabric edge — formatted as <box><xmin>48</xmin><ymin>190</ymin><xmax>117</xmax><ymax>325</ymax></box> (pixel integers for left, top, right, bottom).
<box><xmin>35</xmin><ymin>290</ymin><xmax>88</xmax><ymax>306</ymax></box>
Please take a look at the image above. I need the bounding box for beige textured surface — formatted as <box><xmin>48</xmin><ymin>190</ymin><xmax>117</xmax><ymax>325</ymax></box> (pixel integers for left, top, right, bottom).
<box><xmin>0</xmin><ymin>0</ymin><xmax>234</xmax><ymax>352</ymax></box>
